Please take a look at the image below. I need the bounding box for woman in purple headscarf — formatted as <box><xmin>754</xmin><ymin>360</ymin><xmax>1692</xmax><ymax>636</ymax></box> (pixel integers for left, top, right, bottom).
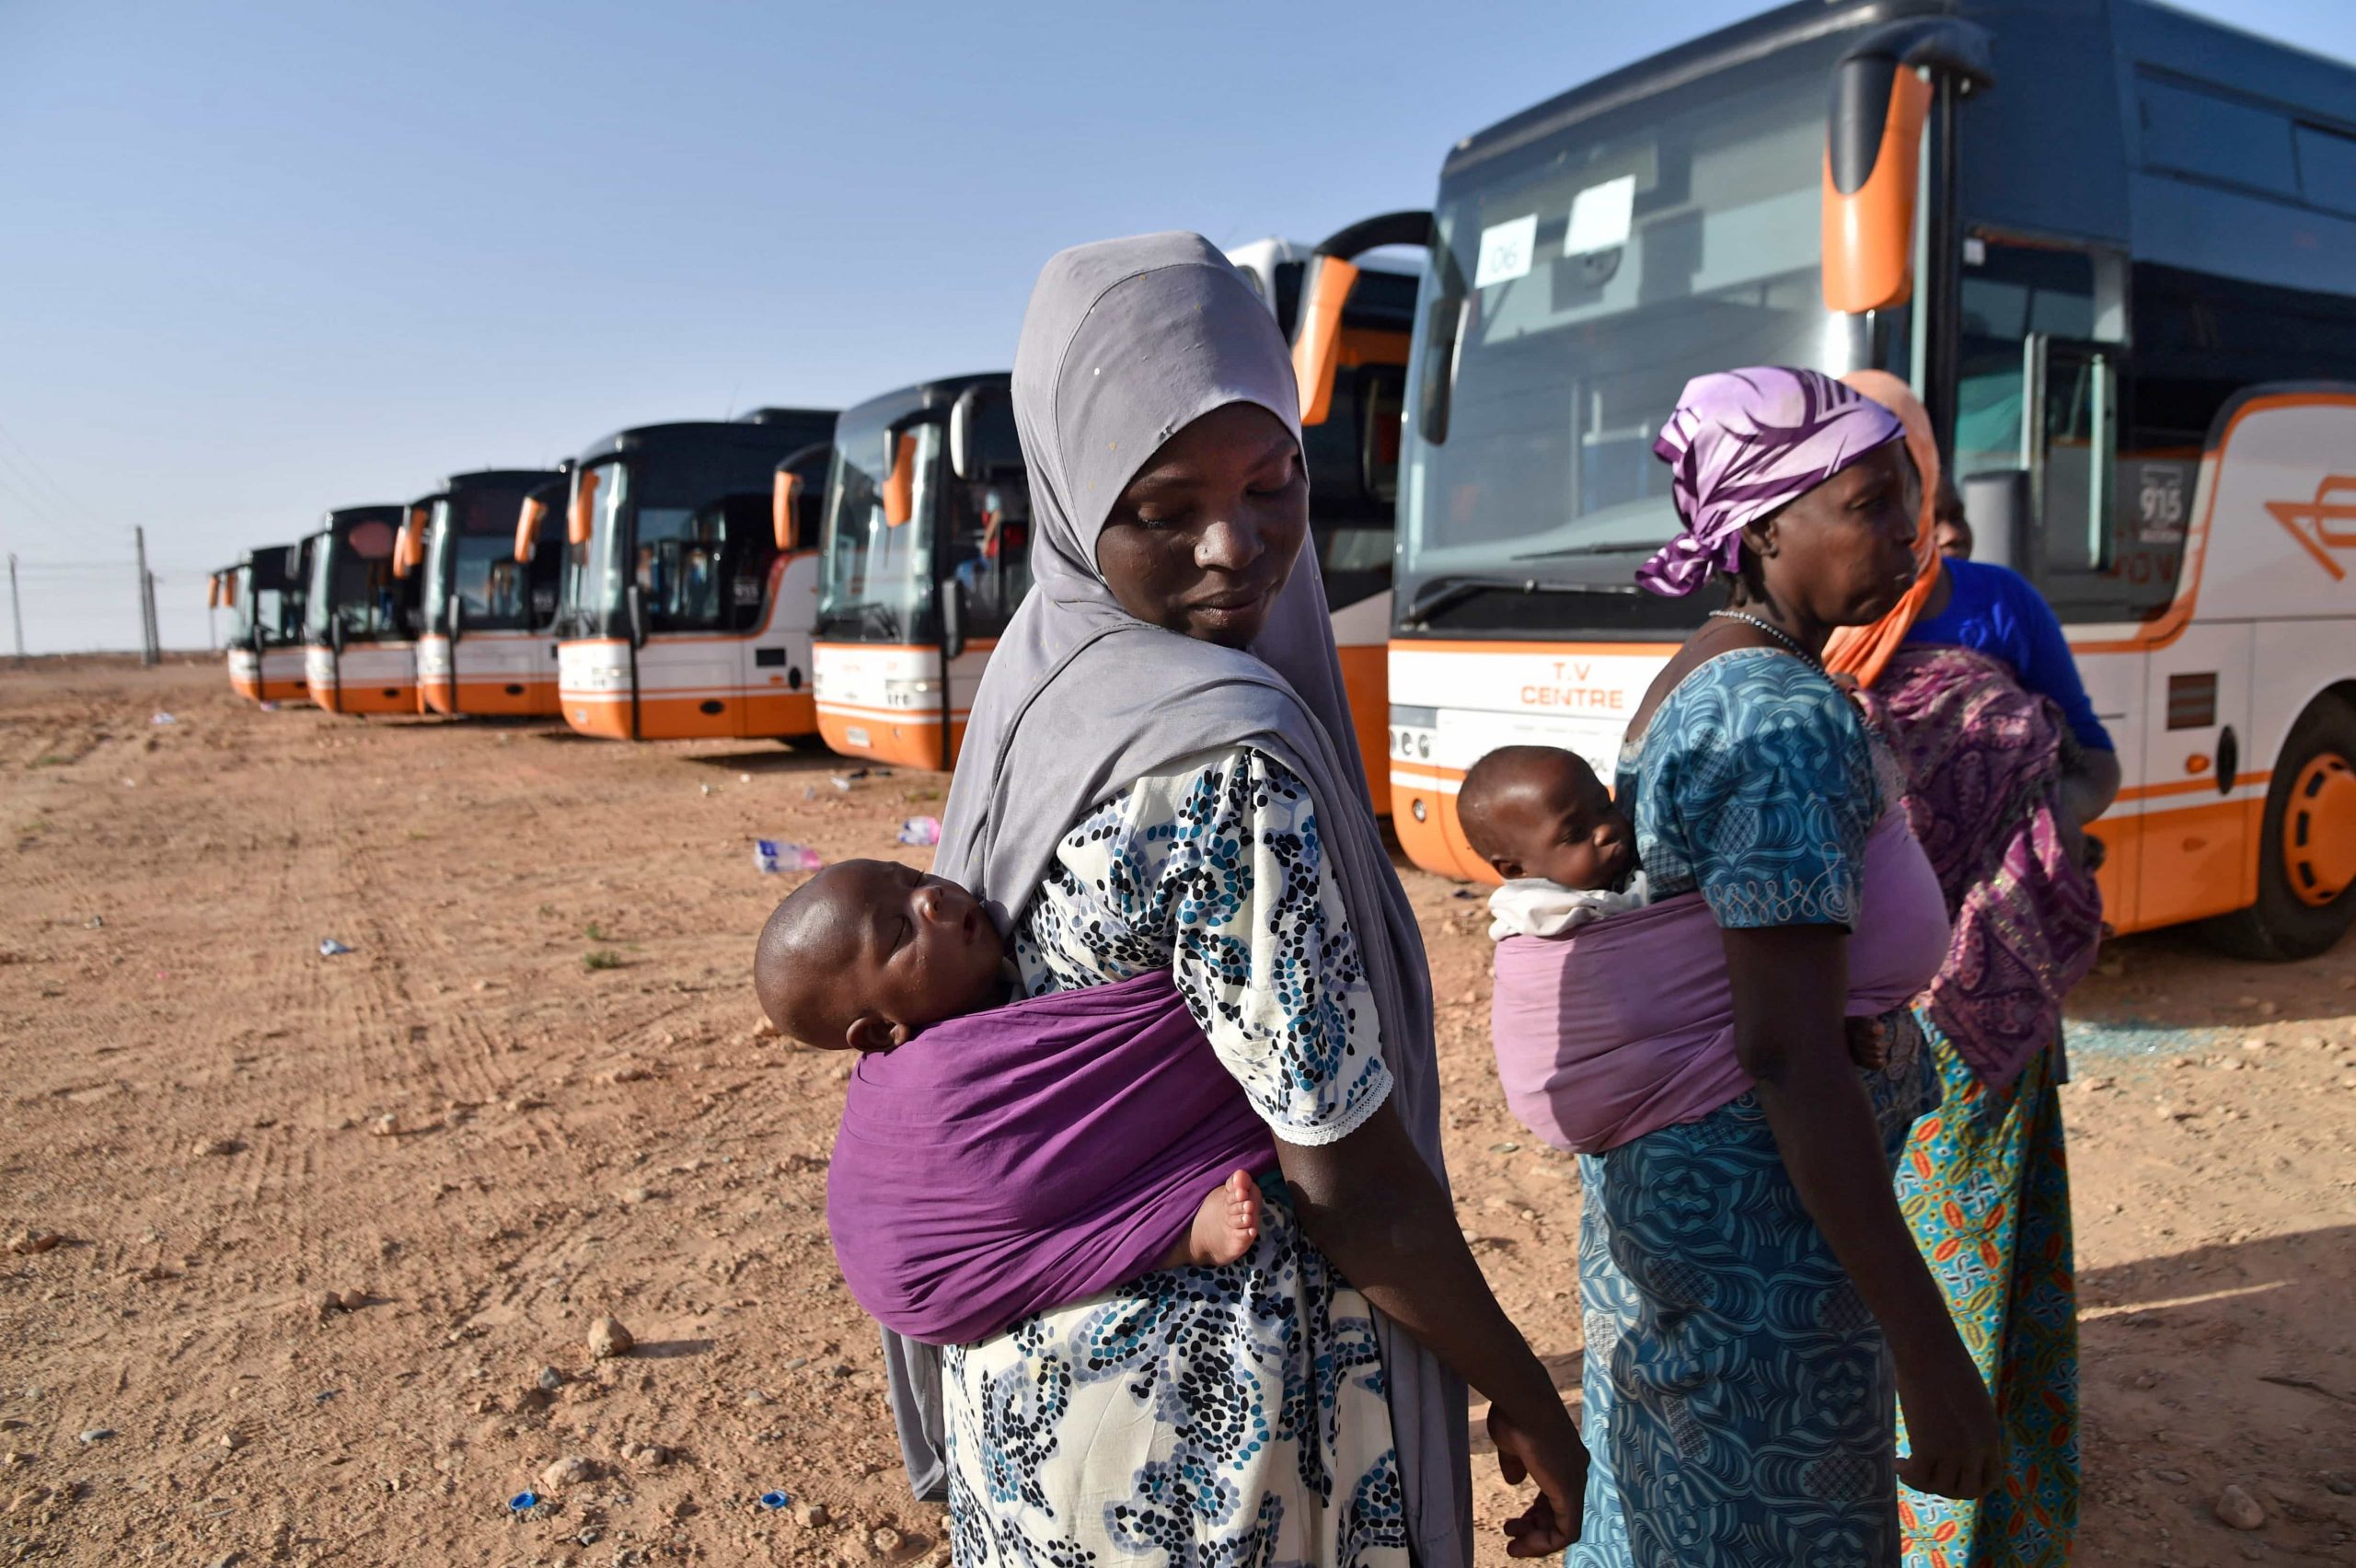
<box><xmin>1566</xmin><ymin>367</ymin><xmax>2002</xmax><ymax>1566</ymax></box>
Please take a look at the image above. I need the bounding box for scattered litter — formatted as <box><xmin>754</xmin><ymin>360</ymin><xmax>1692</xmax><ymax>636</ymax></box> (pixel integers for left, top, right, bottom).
<box><xmin>896</xmin><ymin>815</ymin><xmax>942</xmax><ymax>847</ymax></box>
<box><xmin>754</xmin><ymin>839</ymin><xmax>823</xmax><ymax>874</ymax></box>
<box><xmin>150</xmin><ymin>712</ymin><xmax>177</xmax><ymax>726</ymax></box>
<box><xmin>700</xmin><ymin>783</ymin><xmax>715</xmax><ymax>797</ymax></box>
<box><xmin>739</xmin><ymin>772</ymin><xmax>753</xmax><ymax>784</ymax></box>
<box><xmin>258</xmin><ymin>700</ymin><xmax>281</xmax><ymax>712</ymax></box>
<box><xmin>314</xmin><ymin>1389</ymin><xmax>340</xmax><ymax>1404</ymax></box>
<box><xmin>829</xmin><ymin>776</ymin><xmax>854</xmax><ymax>793</ymax></box>
<box><xmin>85</xmin><ymin>916</ymin><xmax>104</xmax><ymax>929</ymax></box>
<box><xmin>759</xmin><ymin>1491</ymin><xmax>791</xmax><ymax>1511</ymax></box>
<box><xmin>76</xmin><ymin>1428</ymin><xmax>114</xmax><ymax>1445</ymax></box>
<box><xmin>318</xmin><ymin>938</ymin><xmax>354</xmax><ymax>958</ymax></box>
<box><xmin>507</xmin><ymin>1491</ymin><xmax>539</xmax><ymax>1513</ymax></box>
<box><xmin>7</xmin><ymin>1228</ymin><xmax>61</xmax><ymax>1256</ymax></box>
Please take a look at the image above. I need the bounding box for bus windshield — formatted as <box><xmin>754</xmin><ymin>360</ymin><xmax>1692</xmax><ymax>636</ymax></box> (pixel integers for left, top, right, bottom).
<box><xmin>817</xmin><ymin>410</ymin><xmax>936</xmax><ymax>642</ymax></box>
<box><xmin>560</xmin><ymin>459</ymin><xmax>630</xmax><ymax>640</ymax></box>
<box><xmin>306</xmin><ymin>521</ymin><xmax>407</xmax><ymax>640</ymax></box>
<box><xmin>424</xmin><ymin>493</ymin><xmax>539</xmax><ymax>632</ymax></box>
<box><xmin>1401</xmin><ymin>31</ymin><xmax>1857</xmax><ymax>633</ymax></box>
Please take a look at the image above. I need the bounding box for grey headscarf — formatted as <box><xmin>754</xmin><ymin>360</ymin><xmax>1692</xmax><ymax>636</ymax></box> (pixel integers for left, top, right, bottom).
<box><xmin>880</xmin><ymin>232</ymin><xmax>1469</xmax><ymax>1568</ymax></box>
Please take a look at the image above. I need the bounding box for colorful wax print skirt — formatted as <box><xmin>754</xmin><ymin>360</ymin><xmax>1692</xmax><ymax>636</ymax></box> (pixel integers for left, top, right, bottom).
<box><xmin>1570</xmin><ymin>1012</ymin><xmax>1934</xmax><ymax>1567</ymax></box>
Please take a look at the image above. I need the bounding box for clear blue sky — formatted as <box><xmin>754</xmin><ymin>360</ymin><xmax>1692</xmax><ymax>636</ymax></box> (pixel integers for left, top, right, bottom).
<box><xmin>1</xmin><ymin>0</ymin><xmax>2350</xmax><ymax>653</ymax></box>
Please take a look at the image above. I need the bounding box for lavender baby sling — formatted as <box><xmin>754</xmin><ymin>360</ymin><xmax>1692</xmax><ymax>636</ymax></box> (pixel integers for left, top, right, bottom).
<box><xmin>827</xmin><ymin>969</ymin><xmax>1276</xmax><ymax>1346</ymax></box>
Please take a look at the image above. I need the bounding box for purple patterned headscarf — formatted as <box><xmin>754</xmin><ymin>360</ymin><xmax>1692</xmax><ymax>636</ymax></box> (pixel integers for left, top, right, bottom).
<box><xmin>1639</xmin><ymin>365</ymin><xmax>1905</xmax><ymax>597</ymax></box>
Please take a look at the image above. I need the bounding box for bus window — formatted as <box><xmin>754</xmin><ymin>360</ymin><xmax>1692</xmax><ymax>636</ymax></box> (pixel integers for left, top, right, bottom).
<box><xmin>1956</xmin><ymin>242</ymin><xmax>2160</xmax><ymax>618</ymax></box>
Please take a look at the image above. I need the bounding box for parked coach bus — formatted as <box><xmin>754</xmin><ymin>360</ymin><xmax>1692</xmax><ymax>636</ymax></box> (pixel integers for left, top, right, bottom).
<box><xmin>1387</xmin><ymin>0</ymin><xmax>2356</xmax><ymax>958</ymax></box>
<box><xmin>810</xmin><ymin>225</ymin><xmax>1423</xmax><ymax>788</ymax></box>
<box><xmin>552</xmin><ymin>409</ymin><xmax>837</xmax><ymax>741</ymax></box>
<box><xmin>1240</xmin><ymin>219</ymin><xmax>1426</xmax><ymax>812</ymax></box>
<box><xmin>811</xmin><ymin>375</ymin><xmax>1029</xmax><ymax>771</ymax></box>
<box><xmin>407</xmin><ymin>467</ymin><xmax>566</xmax><ymax>717</ymax></box>
<box><xmin>216</xmin><ymin>540</ymin><xmax>309</xmax><ymax>704</ymax></box>
<box><xmin>302</xmin><ymin>504</ymin><xmax>417</xmax><ymax>715</ymax></box>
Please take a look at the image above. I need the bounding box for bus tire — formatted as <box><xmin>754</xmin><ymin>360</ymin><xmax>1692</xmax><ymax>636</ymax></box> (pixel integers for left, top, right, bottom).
<box><xmin>2200</xmin><ymin>692</ymin><xmax>2356</xmax><ymax>963</ymax></box>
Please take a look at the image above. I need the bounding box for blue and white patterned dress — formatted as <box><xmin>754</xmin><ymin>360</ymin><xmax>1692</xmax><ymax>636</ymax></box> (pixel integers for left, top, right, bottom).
<box><xmin>1571</xmin><ymin>649</ymin><xmax>1935</xmax><ymax>1568</ymax></box>
<box><xmin>939</xmin><ymin>745</ymin><xmax>1411</xmax><ymax>1568</ymax></box>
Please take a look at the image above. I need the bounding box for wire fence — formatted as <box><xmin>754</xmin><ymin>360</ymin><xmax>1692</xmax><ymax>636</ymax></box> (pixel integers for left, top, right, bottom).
<box><xmin>6</xmin><ymin>558</ymin><xmax>221</xmax><ymax>658</ymax></box>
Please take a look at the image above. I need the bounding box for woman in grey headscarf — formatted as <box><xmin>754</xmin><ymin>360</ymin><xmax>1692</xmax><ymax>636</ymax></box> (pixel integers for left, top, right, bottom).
<box><xmin>882</xmin><ymin>233</ymin><xmax>1587</xmax><ymax>1568</ymax></box>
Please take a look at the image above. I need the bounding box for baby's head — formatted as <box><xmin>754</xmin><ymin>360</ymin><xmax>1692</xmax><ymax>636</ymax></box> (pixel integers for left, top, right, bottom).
<box><xmin>1458</xmin><ymin>745</ymin><xmax>1634</xmax><ymax>890</ymax></box>
<box><xmin>754</xmin><ymin>859</ymin><xmax>1004</xmax><ymax>1052</ymax></box>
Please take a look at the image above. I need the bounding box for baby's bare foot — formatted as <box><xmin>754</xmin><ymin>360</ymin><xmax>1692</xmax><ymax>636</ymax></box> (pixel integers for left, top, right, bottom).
<box><xmin>1177</xmin><ymin>1170</ymin><xmax>1260</xmax><ymax>1269</ymax></box>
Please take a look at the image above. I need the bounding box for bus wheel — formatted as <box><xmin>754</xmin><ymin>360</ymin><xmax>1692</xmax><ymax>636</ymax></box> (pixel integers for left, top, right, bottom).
<box><xmin>2200</xmin><ymin>692</ymin><xmax>2356</xmax><ymax>962</ymax></box>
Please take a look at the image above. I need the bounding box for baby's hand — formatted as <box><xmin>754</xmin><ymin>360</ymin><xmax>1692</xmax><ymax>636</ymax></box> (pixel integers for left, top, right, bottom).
<box><xmin>1844</xmin><ymin>1016</ymin><xmax>1890</xmax><ymax>1070</ymax></box>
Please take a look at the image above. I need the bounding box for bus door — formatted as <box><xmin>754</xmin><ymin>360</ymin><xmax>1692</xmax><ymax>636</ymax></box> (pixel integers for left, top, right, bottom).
<box><xmin>940</xmin><ymin>383</ymin><xmax>1031</xmax><ymax>752</ymax></box>
<box><xmin>1952</xmin><ymin>236</ymin><xmax>2252</xmax><ymax>930</ymax></box>
<box><xmin>756</xmin><ymin>442</ymin><xmax>833</xmax><ymax>735</ymax></box>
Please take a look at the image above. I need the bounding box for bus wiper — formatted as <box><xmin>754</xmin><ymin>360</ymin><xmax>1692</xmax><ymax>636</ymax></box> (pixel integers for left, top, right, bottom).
<box><xmin>1508</xmin><ymin>540</ymin><xmax>1661</xmax><ymax>562</ymax></box>
<box><xmin>1401</xmin><ymin>573</ymin><xmax>1640</xmax><ymax>628</ymax></box>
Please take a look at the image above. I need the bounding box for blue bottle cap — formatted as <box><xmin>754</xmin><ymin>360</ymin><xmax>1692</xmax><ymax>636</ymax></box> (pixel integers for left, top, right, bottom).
<box><xmin>758</xmin><ymin>1491</ymin><xmax>791</xmax><ymax>1510</ymax></box>
<box><xmin>508</xmin><ymin>1491</ymin><xmax>539</xmax><ymax>1512</ymax></box>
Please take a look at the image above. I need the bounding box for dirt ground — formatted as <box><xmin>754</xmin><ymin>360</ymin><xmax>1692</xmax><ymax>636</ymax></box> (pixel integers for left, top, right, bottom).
<box><xmin>2</xmin><ymin>657</ymin><xmax>2351</xmax><ymax>1567</ymax></box>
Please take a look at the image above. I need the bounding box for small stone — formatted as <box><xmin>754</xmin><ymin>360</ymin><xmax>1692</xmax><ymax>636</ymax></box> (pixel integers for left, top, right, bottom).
<box><xmin>794</xmin><ymin>1500</ymin><xmax>830</xmax><ymax>1528</ymax></box>
<box><xmin>6</xmin><ymin>1228</ymin><xmax>60</xmax><ymax>1256</ymax></box>
<box><xmin>537</xmin><ymin>1366</ymin><xmax>564</xmax><ymax>1393</ymax></box>
<box><xmin>870</xmin><ymin>1526</ymin><xmax>907</xmax><ymax>1558</ymax></box>
<box><xmin>1487</xmin><ymin>1142</ymin><xmax>1520</xmax><ymax>1154</ymax></box>
<box><xmin>752</xmin><ymin>1016</ymin><xmax>780</xmax><ymax>1040</ymax></box>
<box><xmin>588</xmin><ymin>1316</ymin><xmax>634</xmax><ymax>1360</ymax></box>
<box><xmin>2325</xmin><ymin>1473</ymin><xmax>2355</xmax><ymax>1496</ymax></box>
<box><xmin>540</xmin><ymin>1455</ymin><xmax>597</xmax><ymax>1490</ymax></box>
<box><xmin>367</xmin><ymin>1113</ymin><xmax>398</xmax><ymax>1137</ymax></box>
<box><xmin>193</xmin><ymin>1136</ymin><xmax>243</xmax><ymax>1157</ymax></box>
<box><xmin>741</xmin><ymin>1389</ymin><xmax>771</xmax><ymax>1407</ymax></box>
<box><xmin>77</xmin><ymin>1428</ymin><xmax>114</xmax><ymax>1445</ymax></box>
<box><xmin>2243</xmin><ymin>1038</ymin><xmax>2273</xmax><ymax>1051</ymax></box>
<box><xmin>334</xmin><ymin>1288</ymin><xmax>366</xmax><ymax>1310</ymax></box>
<box><xmin>218</xmin><ymin>1432</ymin><xmax>240</xmax><ymax>1450</ymax></box>
<box><xmin>2214</xmin><ymin>1482</ymin><xmax>2266</xmax><ymax>1530</ymax></box>
<box><xmin>2153</xmin><ymin>1467</ymin><xmax>2189</xmax><ymax>1483</ymax></box>
<box><xmin>605</xmin><ymin>1065</ymin><xmax>653</xmax><ymax>1084</ymax></box>
<box><xmin>635</xmin><ymin>1443</ymin><xmax>672</xmax><ymax>1468</ymax></box>
<box><xmin>2258</xmin><ymin>999</ymin><xmax>2281</xmax><ymax>1018</ymax></box>
<box><xmin>8</xmin><ymin>1485</ymin><xmax>52</xmax><ymax>1515</ymax></box>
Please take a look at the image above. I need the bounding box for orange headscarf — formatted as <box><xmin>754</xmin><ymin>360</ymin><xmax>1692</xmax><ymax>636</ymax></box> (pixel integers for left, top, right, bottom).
<box><xmin>1822</xmin><ymin>369</ymin><xmax>1943</xmax><ymax>687</ymax></box>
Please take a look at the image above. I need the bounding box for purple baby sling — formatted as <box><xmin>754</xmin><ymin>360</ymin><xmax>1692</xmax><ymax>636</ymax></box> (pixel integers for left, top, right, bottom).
<box><xmin>826</xmin><ymin>969</ymin><xmax>1278</xmax><ymax>1346</ymax></box>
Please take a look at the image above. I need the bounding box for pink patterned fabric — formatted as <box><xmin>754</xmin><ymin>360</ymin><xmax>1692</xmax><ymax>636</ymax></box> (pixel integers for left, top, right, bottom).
<box><xmin>1640</xmin><ymin>365</ymin><xmax>1905</xmax><ymax>597</ymax></box>
<box><xmin>1853</xmin><ymin>644</ymin><xmax>2105</xmax><ymax>1088</ymax></box>
<box><xmin>1488</xmin><ymin>810</ymin><xmax>1950</xmax><ymax>1153</ymax></box>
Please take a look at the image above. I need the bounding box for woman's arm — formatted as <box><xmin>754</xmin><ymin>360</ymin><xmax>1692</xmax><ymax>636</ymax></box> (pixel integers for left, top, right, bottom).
<box><xmin>1280</xmin><ymin>1105</ymin><xmax>1586</xmax><ymax>1557</ymax></box>
<box><xmin>1721</xmin><ymin>922</ymin><xmax>2002</xmax><ymax>1500</ymax></box>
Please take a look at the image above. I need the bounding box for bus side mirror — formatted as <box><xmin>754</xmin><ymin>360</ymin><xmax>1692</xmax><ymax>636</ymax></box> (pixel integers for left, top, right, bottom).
<box><xmin>625</xmin><ymin>582</ymin><xmax>646</xmax><ymax>650</ymax></box>
<box><xmin>569</xmin><ymin>468</ymin><xmax>600</xmax><ymax>548</ymax></box>
<box><xmin>1821</xmin><ymin>61</ymin><xmax>1929</xmax><ymax>312</ymax></box>
<box><xmin>516</xmin><ymin>497</ymin><xmax>547</xmax><ymax>565</ymax></box>
<box><xmin>1961</xmin><ymin>468</ymin><xmax>2029</xmax><ymax>572</ymax></box>
<box><xmin>1291</xmin><ymin>255</ymin><xmax>1361</xmax><ymax>429</ymax></box>
<box><xmin>1819</xmin><ymin>18</ymin><xmax>1992</xmax><ymax>313</ymax></box>
<box><xmin>949</xmin><ymin>387</ymin><xmax>980</xmax><ymax>481</ymax></box>
<box><xmin>773</xmin><ymin>470</ymin><xmax>802</xmax><ymax>551</ymax></box>
<box><xmin>882</xmin><ymin>431</ymin><xmax>918</xmax><ymax>528</ymax></box>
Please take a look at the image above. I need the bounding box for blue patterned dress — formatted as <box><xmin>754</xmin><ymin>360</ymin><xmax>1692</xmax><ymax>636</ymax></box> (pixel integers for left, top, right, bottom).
<box><xmin>1571</xmin><ymin>649</ymin><xmax>1935</xmax><ymax>1568</ymax></box>
<box><xmin>938</xmin><ymin>746</ymin><xmax>1410</xmax><ymax>1568</ymax></box>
